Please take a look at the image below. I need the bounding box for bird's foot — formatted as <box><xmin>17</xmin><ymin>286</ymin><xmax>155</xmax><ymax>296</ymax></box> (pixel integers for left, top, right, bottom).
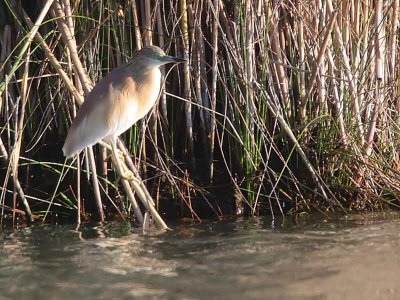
<box><xmin>105</xmin><ymin>149</ymin><xmax>126</xmax><ymax>162</ymax></box>
<box><xmin>120</xmin><ymin>169</ymin><xmax>135</xmax><ymax>181</ymax></box>
<box><xmin>116</xmin><ymin>149</ymin><xmax>126</xmax><ymax>161</ymax></box>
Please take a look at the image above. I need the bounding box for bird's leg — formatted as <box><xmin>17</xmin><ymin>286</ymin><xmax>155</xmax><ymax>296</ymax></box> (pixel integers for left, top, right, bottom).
<box><xmin>111</xmin><ymin>142</ymin><xmax>134</xmax><ymax>180</ymax></box>
<box><xmin>103</xmin><ymin>142</ymin><xmax>124</xmax><ymax>161</ymax></box>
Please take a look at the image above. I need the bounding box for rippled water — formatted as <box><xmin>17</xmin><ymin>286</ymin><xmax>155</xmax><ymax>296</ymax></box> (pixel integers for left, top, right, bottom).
<box><xmin>1</xmin><ymin>212</ymin><xmax>400</xmax><ymax>299</ymax></box>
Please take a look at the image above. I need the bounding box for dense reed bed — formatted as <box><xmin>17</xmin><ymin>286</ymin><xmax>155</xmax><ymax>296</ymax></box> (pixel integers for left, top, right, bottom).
<box><xmin>0</xmin><ymin>0</ymin><xmax>399</xmax><ymax>226</ymax></box>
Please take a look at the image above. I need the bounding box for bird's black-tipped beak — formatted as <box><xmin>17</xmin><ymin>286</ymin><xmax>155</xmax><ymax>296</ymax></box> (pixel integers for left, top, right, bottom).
<box><xmin>173</xmin><ymin>56</ymin><xmax>187</xmax><ymax>63</ymax></box>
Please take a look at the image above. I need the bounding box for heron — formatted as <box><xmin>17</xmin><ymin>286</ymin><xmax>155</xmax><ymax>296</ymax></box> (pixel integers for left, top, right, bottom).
<box><xmin>63</xmin><ymin>45</ymin><xmax>185</xmax><ymax>178</ymax></box>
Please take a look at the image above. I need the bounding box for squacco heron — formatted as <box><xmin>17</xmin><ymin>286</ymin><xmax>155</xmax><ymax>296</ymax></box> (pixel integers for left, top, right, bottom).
<box><xmin>63</xmin><ymin>46</ymin><xmax>185</xmax><ymax>177</ymax></box>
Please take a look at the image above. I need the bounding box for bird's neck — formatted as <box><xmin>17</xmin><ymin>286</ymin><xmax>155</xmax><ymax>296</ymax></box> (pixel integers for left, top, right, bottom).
<box><xmin>126</xmin><ymin>59</ymin><xmax>157</xmax><ymax>80</ymax></box>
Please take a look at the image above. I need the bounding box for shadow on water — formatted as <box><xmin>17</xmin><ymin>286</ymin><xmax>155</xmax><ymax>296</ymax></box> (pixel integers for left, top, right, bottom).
<box><xmin>1</xmin><ymin>212</ymin><xmax>400</xmax><ymax>299</ymax></box>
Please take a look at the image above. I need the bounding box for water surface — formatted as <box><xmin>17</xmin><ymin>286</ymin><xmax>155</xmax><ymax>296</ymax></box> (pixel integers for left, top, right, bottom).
<box><xmin>1</xmin><ymin>212</ymin><xmax>400</xmax><ymax>299</ymax></box>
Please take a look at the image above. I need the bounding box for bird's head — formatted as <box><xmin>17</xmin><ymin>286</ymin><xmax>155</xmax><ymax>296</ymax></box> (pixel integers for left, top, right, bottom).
<box><xmin>137</xmin><ymin>45</ymin><xmax>186</xmax><ymax>68</ymax></box>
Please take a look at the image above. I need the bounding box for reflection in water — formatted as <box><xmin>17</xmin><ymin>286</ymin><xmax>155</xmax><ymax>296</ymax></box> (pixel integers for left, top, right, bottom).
<box><xmin>0</xmin><ymin>213</ymin><xmax>400</xmax><ymax>299</ymax></box>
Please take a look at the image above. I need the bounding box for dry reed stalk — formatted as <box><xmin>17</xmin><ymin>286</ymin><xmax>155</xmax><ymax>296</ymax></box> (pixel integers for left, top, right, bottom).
<box><xmin>356</xmin><ymin>0</ymin><xmax>386</xmax><ymax>185</ymax></box>
<box><xmin>388</xmin><ymin>0</ymin><xmax>399</xmax><ymax>143</ymax></box>
<box><xmin>365</xmin><ymin>0</ymin><xmax>385</xmax><ymax>154</ymax></box>
<box><xmin>156</xmin><ymin>2</ymin><xmax>170</xmax><ymax>150</ymax></box>
<box><xmin>374</xmin><ymin>0</ymin><xmax>385</xmax><ymax>83</ymax></box>
<box><xmin>351</xmin><ymin>1</ymin><xmax>359</xmax><ymax>62</ymax></box>
<box><xmin>11</xmin><ymin>46</ymin><xmax>30</xmax><ymax>225</ymax></box>
<box><xmin>359</xmin><ymin>0</ymin><xmax>371</xmax><ymax>76</ymax></box>
<box><xmin>63</xmin><ymin>0</ymin><xmax>75</xmax><ymax>31</ymax></box>
<box><xmin>0</xmin><ymin>27</ymin><xmax>10</xmax><ymax>222</ymax></box>
<box><xmin>0</xmin><ymin>137</ymin><xmax>32</xmax><ymax>222</ymax></box>
<box><xmin>389</xmin><ymin>0</ymin><xmax>400</xmax><ymax>131</ymax></box>
<box><xmin>317</xmin><ymin>4</ymin><xmax>326</xmax><ymax>116</ymax></box>
<box><xmin>388</xmin><ymin>0</ymin><xmax>399</xmax><ymax>82</ymax></box>
<box><xmin>87</xmin><ymin>148</ymin><xmax>105</xmax><ymax>220</ymax></box>
<box><xmin>209</xmin><ymin>0</ymin><xmax>219</xmax><ymax>182</ymax></box>
<box><xmin>131</xmin><ymin>0</ymin><xmax>143</xmax><ymax>49</ymax></box>
<box><xmin>327</xmin><ymin>48</ymin><xmax>348</xmax><ymax>144</ymax></box>
<box><xmin>245</xmin><ymin>0</ymin><xmax>255</xmax><ymax>131</ymax></box>
<box><xmin>143</xmin><ymin>0</ymin><xmax>152</xmax><ymax>45</ymax></box>
<box><xmin>141</xmin><ymin>0</ymin><xmax>154</xmax><ymax>175</ymax></box>
<box><xmin>219</xmin><ymin>0</ymin><xmax>242</xmax><ymax>69</ymax></box>
<box><xmin>180</xmin><ymin>0</ymin><xmax>195</xmax><ymax>170</ymax></box>
<box><xmin>296</xmin><ymin>0</ymin><xmax>306</xmax><ymax>104</ymax></box>
<box><xmin>341</xmin><ymin>1</ymin><xmax>349</xmax><ymax>50</ymax></box>
<box><xmin>267</xmin><ymin>2</ymin><xmax>290</xmax><ymax>116</ymax></box>
<box><xmin>302</xmin><ymin>11</ymin><xmax>337</xmax><ymax>116</ymax></box>
<box><xmin>191</xmin><ymin>0</ymin><xmax>209</xmax><ymax>157</ymax></box>
<box><xmin>327</xmin><ymin>0</ymin><xmax>365</xmax><ymax>144</ymax></box>
<box><xmin>0</xmin><ymin>25</ymin><xmax>9</xmax><ymax>115</ymax></box>
<box><xmin>51</xmin><ymin>1</ymin><xmax>92</xmax><ymax>93</ymax></box>
<box><xmin>76</xmin><ymin>154</ymin><xmax>81</xmax><ymax>224</ymax></box>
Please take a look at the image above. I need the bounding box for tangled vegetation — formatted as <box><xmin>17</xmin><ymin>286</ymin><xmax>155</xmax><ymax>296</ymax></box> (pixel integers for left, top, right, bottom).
<box><xmin>0</xmin><ymin>0</ymin><xmax>399</xmax><ymax>226</ymax></box>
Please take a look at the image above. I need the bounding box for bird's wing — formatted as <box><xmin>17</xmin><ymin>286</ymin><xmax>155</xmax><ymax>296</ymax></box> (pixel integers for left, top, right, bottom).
<box><xmin>63</xmin><ymin>68</ymin><xmax>137</xmax><ymax>157</ymax></box>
